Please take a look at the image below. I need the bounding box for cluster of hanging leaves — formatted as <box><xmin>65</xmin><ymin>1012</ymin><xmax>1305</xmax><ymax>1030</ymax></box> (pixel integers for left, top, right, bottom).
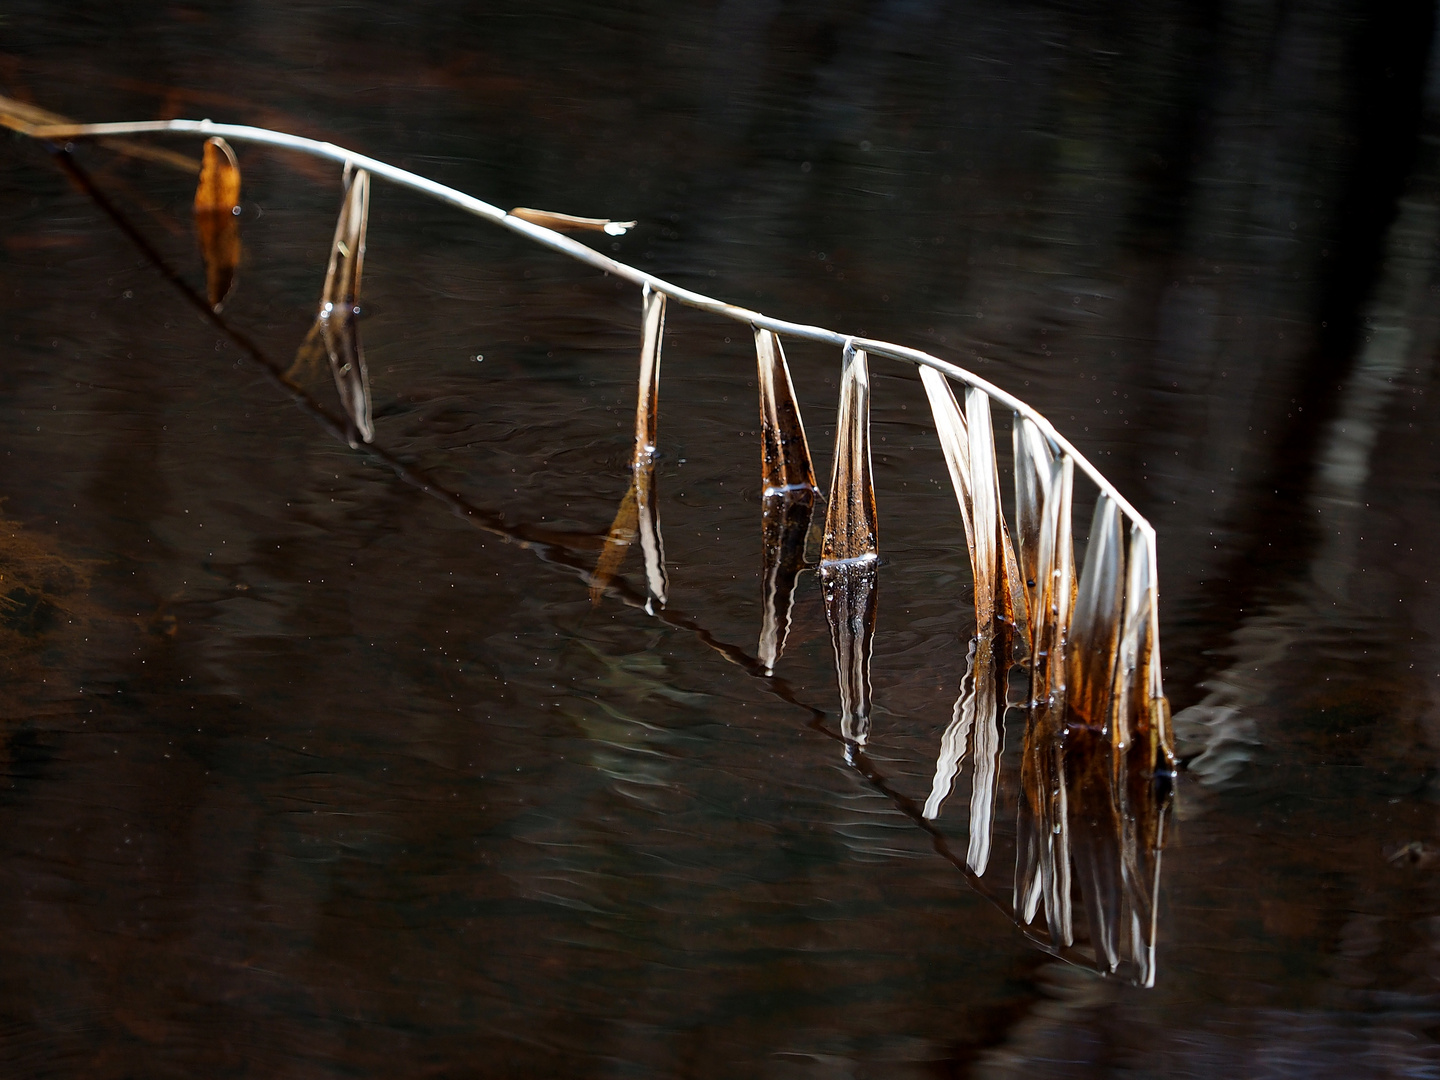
<box><xmin>188</xmin><ymin>139</ymin><xmax>1176</xmax><ymax>984</ymax></box>
<box><xmin>589</xmin><ymin>282</ymin><xmax>1176</xmax><ymax>983</ymax></box>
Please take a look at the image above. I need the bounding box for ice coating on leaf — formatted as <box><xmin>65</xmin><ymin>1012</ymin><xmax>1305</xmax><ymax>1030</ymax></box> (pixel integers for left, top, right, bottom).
<box><xmin>821</xmin><ymin>561</ymin><xmax>878</xmax><ymax>754</ymax></box>
<box><xmin>1013</xmin><ymin>416</ymin><xmax>1055</xmax><ymax>624</ymax></box>
<box><xmin>821</xmin><ymin>344</ymin><xmax>877</xmax><ymax>565</ymax></box>
<box><xmin>193</xmin><ymin>136</ymin><xmax>240</xmax><ymax>312</ymax></box>
<box><xmin>635</xmin><ymin>284</ymin><xmax>665</xmax><ymax>460</ymax></box>
<box><xmin>919</xmin><ymin>367</ymin><xmax>974</xmax><ymax>549</ymax></box>
<box><xmin>1069</xmin><ymin>494</ymin><xmax>1125</xmax><ymax>729</ymax></box>
<box><xmin>756</xmin><ymin>329</ymin><xmax>817</xmax><ymax>496</ymax></box>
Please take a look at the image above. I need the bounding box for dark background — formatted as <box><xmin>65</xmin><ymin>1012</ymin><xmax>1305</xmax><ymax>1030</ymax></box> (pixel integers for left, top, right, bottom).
<box><xmin>1</xmin><ymin>1</ymin><xmax>1440</xmax><ymax>1075</ymax></box>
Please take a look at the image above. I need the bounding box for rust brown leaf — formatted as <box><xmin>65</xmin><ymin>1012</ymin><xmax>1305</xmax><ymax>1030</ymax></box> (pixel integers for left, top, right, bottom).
<box><xmin>756</xmin><ymin>329</ymin><xmax>817</xmax><ymax>494</ymax></box>
<box><xmin>509</xmin><ymin>207</ymin><xmax>636</xmax><ymax>235</ymax></box>
<box><xmin>193</xmin><ymin>136</ymin><xmax>240</xmax><ymax>312</ymax></box>
<box><xmin>821</xmin><ymin>343</ymin><xmax>877</xmax><ymax>565</ymax></box>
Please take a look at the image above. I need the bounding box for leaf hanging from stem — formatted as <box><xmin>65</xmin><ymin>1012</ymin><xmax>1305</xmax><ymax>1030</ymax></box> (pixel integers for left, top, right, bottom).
<box><xmin>821</xmin><ymin>343</ymin><xmax>877</xmax><ymax>565</ymax></box>
<box><xmin>193</xmin><ymin>136</ymin><xmax>241</xmax><ymax>312</ymax></box>
<box><xmin>756</xmin><ymin>329</ymin><xmax>817</xmax><ymax>495</ymax></box>
<box><xmin>295</xmin><ymin>168</ymin><xmax>374</xmax><ymax>447</ymax></box>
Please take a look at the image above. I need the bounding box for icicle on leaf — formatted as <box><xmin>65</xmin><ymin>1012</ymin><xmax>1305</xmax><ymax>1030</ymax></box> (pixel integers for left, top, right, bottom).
<box><xmin>634</xmin><ymin>453</ymin><xmax>667</xmax><ymax>609</ymax></box>
<box><xmin>821</xmin><ymin>343</ymin><xmax>877</xmax><ymax>565</ymax></box>
<box><xmin>758</xmin><ymin>488</ymin><xmax>814</xmax><ymax>674</ymax></box>
<box><xmin>919</xmin><ymin>367</ymin><xmax>975</xmax><ymax>566</ymax></box>
<box><xmin>294</xmin><ymin>169</ymin><xmax>374</xmax><ymax>447</ymax></box>
<box><xmin>821</xmin><ymin>561</ymin><xmax>878</xmax><ymax>755</ymax></box>
<box><xmin>509</xmin><ymin>206</ymin><xmax>636</xmax><ymax>236</ymax></box>
<box><xmin>756</xmin><ymin>329</ymin><xmax>817</xmax><ymax>495</ymax></box>
<box><xmin>193</xmin><ymin>136</ymin><xmax>241</xmax><ymax>312</ymax></box>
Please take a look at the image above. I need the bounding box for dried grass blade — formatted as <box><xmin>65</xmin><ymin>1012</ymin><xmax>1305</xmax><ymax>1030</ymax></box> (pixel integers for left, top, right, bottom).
<box><xmin>0</xmin><ymin>94</ymin><xmax>198</xmax><ymax>172</ymax></box>
<box><xmin>758</xmin><ymin>488</ymin><xmax>814</xmax><ymax>673</ymax></box>
<box><xmin>635</xmin><ymin>284</ymin><xmax>665</xmax><ymax>461</ymax></box>
<box><xmin>509</xmin><ymin>207</ymin><xmax>636</xmax><ymax>236</ymax></box>
<box><xmin>966</xmin><ymin>388</ymin><xmax>1002</xmax><ymax>634</ymax></box>
<box><xmin>756</xmin><ymin>329</ymin><xmax>817</xmax><ymax>494</ymax></box>
<box><xmin>919</xmin><ymin>366</ymin><xmax>974</xmax><ymax>552</ymax></box>
<box><xmin>193</xmin><ymin>136</ymin><xmax>241</xmax><ymax>312</ymax></box>
<box><xmin>1068</xmin><ymin>494</ymin><xmax>1125</xmax><ymax>728</ymax></box>
<box><xmin>590</xmin><ymin>482</ymin><xmax>639</xmax><ymax>604</ymax></box>
<box><xmin>1013</xmin><ymin>416</ymin><xmax>1055</xmax><ymax>631</ymax></box>
<box><xmin>821</xmin><ymin>561</ymin><xmax>878</xmax><ymax>753</ymax></box>
<box><xmin>303</xmin><ymin>169</ymin><xmax>373</xmax><ymax>447</ymax></box>
<box><xmin>821</xmin><ymin>344</ymin><xmax>878</xmax><ymax>565</ymax></box>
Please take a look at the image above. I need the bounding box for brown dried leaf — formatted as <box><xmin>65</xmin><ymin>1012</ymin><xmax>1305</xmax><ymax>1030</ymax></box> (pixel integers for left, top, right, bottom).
<box><xmin>821</xmin><ymin>344</ymin><xmax>877</xmax><ymax>565</ymax></box>
<box><xmin>297</xmin><ymin>170</ymin><xmax>373</xmax><ymax>446</ymax></box>
<box><xmin>635</xmin><ymin>285</ymin><xmax>665</xmax><ymax>462</ymax></box>
<box><xmin>193</xmin><ymin>136</ymin><xmax>240</xmax><ymax>312</ymax></box>
<box><xmin>756</xmin><ymin>329</ymin><xmax>817</xmax><ymax>494</ymax></box>
<box><xmin>509</xmin><ymin>207</ymin><xmax>636</xmax><ymax>236</ymax></box>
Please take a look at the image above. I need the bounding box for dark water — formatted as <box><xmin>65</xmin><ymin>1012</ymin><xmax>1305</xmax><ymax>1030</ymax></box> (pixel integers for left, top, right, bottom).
<box><xmin>3</xmin><ymin>2</ymin><xmax>1440</xmax><ymax>1075</ymax></box>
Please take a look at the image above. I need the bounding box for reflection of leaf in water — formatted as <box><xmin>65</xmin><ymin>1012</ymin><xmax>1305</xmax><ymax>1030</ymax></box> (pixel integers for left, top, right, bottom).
<box><xmin>0</xmin><ymin>513</ymin><xmax>100</xmax><ymax>721</ymax></box>
<box><xmin>192</xmin><ymin>136</ymin><xmax>240</xmax><ymax>312</ymax></box>
<box><xmin>821</xmin><ymin>560</ymin><xmax>878</xmax><ymax>753</ymax></box>
<box><xmin>592</xmin><ymin>286</ymin><xmax>668</xmax><ymax>607</ymax></box>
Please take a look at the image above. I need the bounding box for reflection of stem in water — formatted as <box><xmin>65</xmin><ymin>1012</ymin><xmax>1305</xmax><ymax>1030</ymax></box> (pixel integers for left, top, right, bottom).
<box><xmin>758</xmin><ymin>488</ymin><xmax>814</xmax><ymax>674</ymax></box>
<box><xmin>820</xmin><ymin>560</ymin><xmax>878</xmax><ymax>755</ymax></box>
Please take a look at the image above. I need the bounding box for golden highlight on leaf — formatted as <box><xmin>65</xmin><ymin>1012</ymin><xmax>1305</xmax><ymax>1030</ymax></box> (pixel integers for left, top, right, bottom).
<box><xmin>193</xmin><ymin>136</ymin><xmax>241</xmax><ymax>312</ymax></box>
<box><xmin>509</xmin><ymin>207</ymin><xmax>636</xmax><ymax>236</ymax></box>
<box><xmin>755</xmin><ymin>329</ymin><xmax>817</xmax><ymax>495</ymax></box>
<box><xmin>821</xmin><ymin>343</ymin><xmax>877</xmax><ymax>565</ymax></box>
